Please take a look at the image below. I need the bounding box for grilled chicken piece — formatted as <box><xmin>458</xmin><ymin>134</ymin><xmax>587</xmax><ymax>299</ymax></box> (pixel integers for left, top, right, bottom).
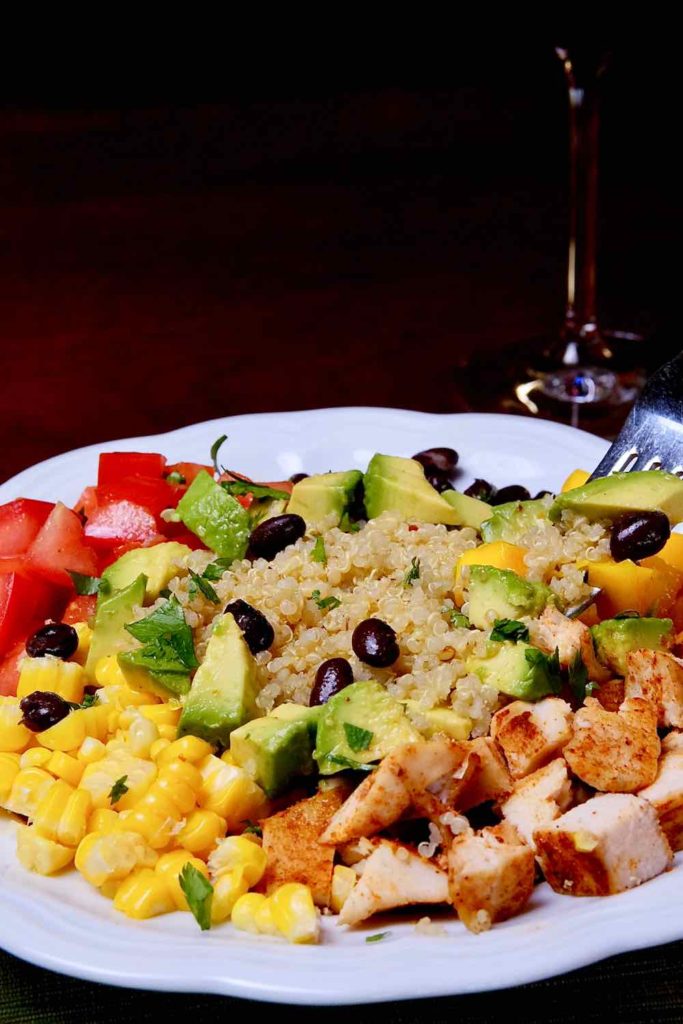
<box><xmin>448</xmin><ymin>820</ymin><xmax>535</xmax><ymax>933</ymax></box>
<box><xmin>639</xmin><ymin>731</ymin><xmax>683</xmax><ymax>851</ymax></box>
<box><xmin>261</xmin><ymin>788</ymin><xmax>346</xmax><ymax>906</ymax></box>
<box><xmin>594</xmin><ymin>678</ymin><xmax>626</xmax><ymax>713</ymax></box>
<box><xmin>624</xmin><ymin>650</ymin><xmax>683</xmax><ymax>729</ymax></box>
<box><xmin>501</xmin><ymin>758</ymin><xmax>573</xmax><ymax>850</ymax></box>
<box><xmin>534</xmin><ymin>793</ymin><xmax>672</xmax><ymax>896</ymax></box>
<box><xmin>563</xmin><ymin>697</ymin><xmax>660</xmax><ymax>793</ymax></box>
<box><xmin>490</xmin><ymin>698</ymin><xmax>573</xmax><ymax>779</ymax></box>
<box><xmin>529</xmin><ymin>604</ymin><xmax>611</xmax><ymax>683</ymax></box>
<box><xmin>321</xmin><ymin>737</ymin><xmax>468</xmax><ymax>845</ymax></box>
<box><xmin>454</xmin><ymin>737</ymin><xmax>513</xmax><ymax>811</ymax></box>
<box><xmin>338</xmin><ymin>840</ymin><xmax>449</xmax><ymax>926</ymax></box>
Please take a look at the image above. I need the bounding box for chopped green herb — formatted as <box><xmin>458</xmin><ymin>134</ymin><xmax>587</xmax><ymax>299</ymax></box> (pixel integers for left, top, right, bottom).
<box><xmin>403</xmin><ymin>557</ymin><xmax>421</xmax><ymax>587</ymax></box>
<box><xmin>325</xmin><ymin>754</ymin><xmax>374</xmax><ymax>772</ymax></box>
<box><xmin>166</xmin><ymin>471</ymin><xmax>186</xmax><ymax>485</ymax></box>
<box><xmin>343</xmin><ymin>722</ymin><xmax>374</xmax><ymax>752</ymax></box>
<box><xmin>490</xmin><ymin>618</ymin><xmax>530</xmax><ymax>643</ymax></box>
<box><xmin>365</xmin><ymin>931</ymin><xmax>391</xmax><ymax>943</ymax></box>
<box><xmin>202</xmin><ymin>557</ymin><xmax>232</xmax><ymax>582</ymax></box>
<box><xmin>525</xmin><ymin>646</ymin><xmax>562</xmax><ymax>694</ymax></box>
<box><xmin>339</xmin><ymin>513</ymin><xmax>361</xmax><ymax>533</ymax></box>
<box><xmin>125</xmin><ymin>597</ymin><xmax>198</xmax><ymax>670</ymax></box>
<box><xmin>568</xmin><ymin>651</ymin><xmax>599</xmax><ymax>702</ymax></box>
<box><xmin>80</xmin><ymin>693</ymin><xmax>99</xmax><ymax>709</ymax></box>
<box><xmin>210</xmin><ymin>434</ymin><xmax>228</xmax><ymax>476</ymax></box>
<box><xmin>311</xmin><ymin>589</ymin><xmax>342</xmax><ymax>611</ymax></box>
<box><xmin>242</xmin><ymin>820</ymin><xmax>263</xmax><ymax>837</ymax></box>
<box><xmin>109</xmin><ymin>776</ymin><xmax>129</xmax><ymax>805</ymax></box>
<box><xmin>68</xmin><ymin>571</ymin><xmax>101</xmax><ymax>596</ymax></box>
<box><xmin>221</xmin><ymin>480</ymin><xmax>290</xmax><ymax>501</ymax></box>
<box><xmin>159</xmin><ymin>587</ymin><xmax>172</xmax><ymax>600</ymax></box>
<box><xmin>311</xmin><ymin>536</ymin><xmax>327</xmax><ymax>564</ymax></box>
<box><xmin>179</xmin><ymin>863</ymin><xmax>214</xmax><ymax>931</ymax></box>
<box><xmin>443</xmin><ymin>607</ymin><xmax>469</xmax><ymax>629</ymax></box>
<box><xmin>188</xmin><ymin>569</ymin><xmax>220</xmax><ymax>604</ymax></box>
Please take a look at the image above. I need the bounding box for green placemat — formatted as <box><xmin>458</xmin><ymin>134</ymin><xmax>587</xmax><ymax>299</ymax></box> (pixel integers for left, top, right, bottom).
<box><xmin>2</xmin><ymin>942</ymin><xmax>683</xmax><ymax>1024</ymax></box>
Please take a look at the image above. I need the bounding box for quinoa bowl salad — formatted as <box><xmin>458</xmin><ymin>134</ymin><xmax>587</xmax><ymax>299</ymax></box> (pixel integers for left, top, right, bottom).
<box><xmin>2</xmin><ymin>408</ymin><xmax>683</xmax><ymax>1004</ymax></box>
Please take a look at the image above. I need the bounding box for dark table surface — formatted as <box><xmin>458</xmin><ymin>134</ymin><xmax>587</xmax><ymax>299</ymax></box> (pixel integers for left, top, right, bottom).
<box><xmin>1</xmin><ymin>59</ymin><xmax>682</xmax><ymax>1019</ymax></box>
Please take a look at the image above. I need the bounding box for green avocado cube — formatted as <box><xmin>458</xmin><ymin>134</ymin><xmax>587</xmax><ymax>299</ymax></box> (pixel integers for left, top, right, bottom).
<box><xmin>84</xmin><ymin>573</ymin><xmax>147</xmax><ymax>681</ymax></box>
<box><xmin>176</xmin><ymin>470</ymin><xmax>250</xmax><ymax>560</ymax></box>
<box><xmin>550</xmin><ymin>470</ymin><xmax>683</xmax><ymax>525</ymax></box>
<box><xmin>364</xmin><ymin>453</ymin><xmax>461</xmax><ymax>525</ymax></box>
<box><xmin>468</xmin><ymin>642</ymin><xmax>561</xmax><ymax>701</ymax></box>
<box><xmin>467</xmin><ymin>565</ymin><xmax>553</xmax><ymax>630</ymax></box>
<box><xmin>230</xmin><ymin>705</ymin><xmax>321</xmax><ymax>796</ymax></box>
<box><xmin>286</xmin><ymin>470</ymin><xmax>363</xmax><ymax>527</ymax></box>
<box><xmin>591</xmin><ymin>616</ymin><xmax>673</xmax><ymax>676</ymax></box>
<box><xmin>442</xmin><ymin>490</ymin><xmax>493</xmax><ymax>530</ymax></box>
<box><xmin>102</xmin><ymin>542</ymin><xmax>191</xmax><ymax>602</ymax></box>
<box><xmin>481</xmin><ymin>499</ymin><xmax>549</xmax><ymax>543</ymax></box>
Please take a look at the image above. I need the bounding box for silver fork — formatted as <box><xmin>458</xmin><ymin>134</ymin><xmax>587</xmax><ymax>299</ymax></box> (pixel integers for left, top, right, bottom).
<box><xmin>589</xmin><ymin>351</ymin><xmax>683</xmax><ymax>480</ymax></box>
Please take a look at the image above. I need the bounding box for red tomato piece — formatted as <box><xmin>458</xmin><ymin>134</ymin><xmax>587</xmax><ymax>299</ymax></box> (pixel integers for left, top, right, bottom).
<box><xmin>83</xmin><ymin>500</ymin><xmax>161</xmax><ymax>552</ymax></box>
<box><xmin>62</xmin><ymin>594</ymin><xmax>98</xmax><ymax>625</ymax></box>
<box><xmin>0</xmin><ymin>569</ymin><xmax>65</xmax><ymax>657</ymax></box>
<box><xmin>26</xmin><ymin>503</ymin><xmax>99</xmax><ymax>586</ymax></box>
<box><xmin>0</xmin><ymin>498</ymin><xmax>55</xmax><ymax>557</ymax></box>
<box><xmin>0</xmin><ymin>638</ymin><xmax>27</xmax><ymax>696</ymax></box>
<box><xmin>158</xmin><ymin>525</ymin><xmax>207</xmax><ymax>550</ymax></box>
<box><xmin>98</xmin><ymin>452</ymin><xmax>167</xmax><ymax>487</ymax></box>
<box><xmin>74</xmin><ymin>486</ymin><xmax>99</xmax><ymax>518</ymax></box>
<box><xmin>99</xmin><ymin>476</ymin><xmax>176</xmax><ymax>517</ymax></box>
<box><xmin>166</xmin><ymin>462</ymin><xmax>213</xmax><ymax>486</ymax></box>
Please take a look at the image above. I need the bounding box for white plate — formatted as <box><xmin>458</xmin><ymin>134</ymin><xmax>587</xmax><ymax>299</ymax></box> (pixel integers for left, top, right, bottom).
<box><xmin>4</xmin><ymin>407</ymin><xmax>678</xmax><ymax>1006</ymax></box>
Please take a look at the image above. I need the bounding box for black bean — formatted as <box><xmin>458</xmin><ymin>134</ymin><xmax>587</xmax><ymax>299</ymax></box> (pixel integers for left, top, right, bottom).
<box><xmin>424</xmin><ymin>469</ymin><xmax>452</xmax><ymax>493</ymax></box>
<box><xmin>464</xmin><ymin>479</ymin><xmax>496</xmax><ymax>503</ymax></box>
<box><xmin>610</xmin><ymin>511</ymin><xmax>671</xmax><ymax>563</ymax></box>
<box><xmin>413</xmin><ymin>448</ymin><xmax>459</xmax><ymax>491</ymax></box>
<box><xmin>490</xmin><ymin>485</ymin><xmax>531</xmax><ymax>505</ymax></box>
<box><xmin>534</xmin><ymin>490</ymin><xmax>554</xmax><ymax>500</ymax></box>
<box><xmin>26</xmin><ymin>623</ymin><xmax>78</xmax><ymax>660</ymax></box>
<box><xmin>248</xmin><ymin>513</ymin><xmax>306</xmax><ymax>561</ymax></box>
<box><xmin>289</xmin><ymin>472</ymin><xmax>309</xmax><ymax>484</ymax></box>
<box><xmin>352</xmin><ymin>618</ymin><xmax>399</xmax><ymax>668</ymax></box>
<box><xmin>310</xmin><ymin>658</ymin><xmax>354</xmax><ymax>705</ymax></box>
<box><xmin>20</xmin><ymin>691</ymin><xmax>71</xmax><ymax>732</ymax></box>
<box><xmin>225</xmin><ymin>599</ymin><xmax>275</xmax><ymax>654</ymax></box>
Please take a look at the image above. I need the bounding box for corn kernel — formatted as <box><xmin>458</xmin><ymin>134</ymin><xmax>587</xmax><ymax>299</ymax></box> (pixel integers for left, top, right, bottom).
<box><xmin>0</xmin><ymin>752</ymin><xmax>21</xmax><ymax>805</ymax></box>
<box><xmin>220</xmin><ymin>750</ymin><xmax>236</xmax><ymax>766</ymax></box>
<box><xmin>71</xmin><ymin>621</ymin><xmax>93</xmax><ymax>664</ymax></box>
<box><xmin>5</xmin><ymin>766</ymin><xmax>54</xmax><ymax>817</ymax></box>
<box><xmin>46</xmin><ymin>751</ymin><xmax>84</xmax><ymax>787</ymax></box>
<box><xmin>176</xmin><ymin>809</ymin><xmax>226</xmax><ymax>858</ymax></box>
<box><xmin>158</xmin><ymin>736</ymin><xmax>213</xmax><ymax>766</ymax></box>
<box><xmin>116</xmin><ymin>806</ymin><xmax>177</xmax><ymax>850</ymax></box>
<box><xmin>75</xmin><ymin>830</ymin><xmax>157</xmax><ymax>888</ymax></box>
<box><xmin>270</xmin><ymin>883</ymin><xmax>320</xmax><ymax>944</ymax></box>
<box><xmin>150</xmin><ymin>738</ymin><xmax>172</xmax><ymax>761</ymax></box>
<box><xmin>114</xmin><ymin>867</ymin><xmax>176</xmax><ymax>919</ymax></box>
<box><xmin>37</xmin><ymin>705</ymin><xmax>110</xmax><ymax>752</ymax></box>
<box><xmin>94</xmin><ymin>656</ymin><xmax>130</xmax><ymax>690</ymax></box>
<box><xmin>58</xmin><ymin>788</ymin><xmax>92</xmax><ymax>847</ymax></box>
<box><xmin>77</xmin><ymin>737</ymin><xmax>107</xmax><ymax>764</ymax></box>
<box><xmin>126</xmin><ymin>713</ymin><xmax>159</xmax><ymax>759</ymax></box>
<box><xmin>17</xmin><ymin>658</ymin><xmax>85</xmax><ymax>704</ymax></box>
<box><xmin>197</xmin><ymin>755</ymin><xmax>266</xmax><ymax>826</ymax></box>
<box><xmin>155</xmin><ymin>850</ymin><xmax>209</xmax><ymax>911</ymax></box>
<box><xmin>139</xmin><ymin>705</ymin><xmax>181</xmax><ymax>727</ymax></box>
<box><xmin>207</xmin><ymin>835</ymin><xmax>267</xmax><ymax>887</ymax></box>
<box><xmin>80</xmin><ymin>751</ymin><xmax>156</xmax><ymax>810</ymax></box>
<box><xmin>211</xmin><ymin>868</ymin><xmax>249</xmax><ymax>924</ymax></box>
<box><xmin>231</xmin><ymin>892</ymin><xmax>270</xmax><ymax>935</ymax></box>
<box><xmin>330</xmin><ymin>864</ymin><xmax>357</xmax><ymax>913</ymax></box>
<box><xmin>20</xmin><ymin>748</ymin><xmax>52</xmax><ymax>769</ymax></box>
<box><xmin>16</xmin><ymin>825</ymin><xmax>74</xmax><ymax>875</ymax></box>
<box><xmin>157</xmin><ymin>724</ymin><xmax>178</xmax><ymax>741</ymax></box>
<box><xmin>155</xmin><ymin>760</ymin><xmax>202</xmax><ymax>814</ymax></box>
<box><xmin>0</xmin><ymin>697</ymin><xmax>33</xmax><ymax>753</ymax></box>
<box><xmin>34</xmin><ymin>780</ymin><xmax>91</xmax><ymax>846</ymax></box>
<box><xmin>89</xmin><ymin>807</ymin><xmax>119</xmax><ymax>834</ymax></box>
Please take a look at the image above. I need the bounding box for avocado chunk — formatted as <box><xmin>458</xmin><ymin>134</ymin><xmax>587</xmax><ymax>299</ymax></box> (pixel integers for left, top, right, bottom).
<box><xmin>442</xmin><ymin>490</ymin><xmax>493</xmax><ymax>530</ymax></box>
<box><xmin>176</xmin><ymin>470</ymin><xmax>250</xmax><ymax>560</ymax></box>
<box><xmin>364</xmin><ymin>454</ymin><xmax>461</xmax><ymax>525</ymax></box>
<box><xmin>287</xmin><ymin>470</ymin><xmax>363</xmax><ymax>527</ymax></box>
<box><xmin>314</xmin><ymin>679</ymin><xmax>420</xmax><ymax>774</ymax></box>
<box><xmin>466</xmin><ymin>565</ymin><xmax>553</xmax><ymax>630</ymax></box>
<box><xmin>102</xmin><ymin>542</ymin><xmax>191</xmax><ymax>602</ymax></box>
<box><xmin>481</xmin><ymin>499</ymin><xmax>549</xmax><ymax>544</ymax></box>
<box><xmin>468</xmin><ymin>642</ymin><xmax>561</xmax><ymax>700</ymax></box>
<box><xmin>403</xmin><ymin>700</ymin><xmax>472</xmax><ymax>740</ymax></box>
<box><xmin>550</xmin><ymin>471</ymin><xmax>683</xmax><ymax>525</ymax></box>
<box><xmin>84</xmin><ymin>574</ymin><xmax>147</xmax><ymax>681</ymax></box>
<box><xmin>177</xmin><ymin>612</ymin><xmax>258</xmax><ymax>746</ymax></box>
<box><xmin>230</xmin><ymin>705</ymin><xmax>321</xmax><ymax>796</ymax></box>
<box><xmin>591</xmin><ymin>616</ymin><xmax>673</xmax><ymax>675</ymax></box>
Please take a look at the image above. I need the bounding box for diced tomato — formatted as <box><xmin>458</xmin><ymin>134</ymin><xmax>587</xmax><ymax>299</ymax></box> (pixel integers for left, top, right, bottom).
<box><xmin>0</xmin><ymin>638</ymin><xmax>27</xmax><ymax>696</ymax></box>
<box><xmin>83</xmin><ymin>500</ymin><xmax>161</xmax><ymax>552</ymax></box>
<box><xmin>99</xmin><ymin>476</ymin><xmax>176</xmax><ymax>517</ymax></box>
<box><xmin>74</xmin><ymin>486</ymin><xmax>99</xmax><ymax>518</ymax></box>
<box><xmin>98</xmin><ymin>452</ymin><xmax>167</xmax><ymax>487</ymax></box>
<box><xmin>62</xmin><ymin>594</ymin><xmax>98</xmax><ymax>625</ymax></box>
<box><xmin>158</xmin><ymin>527</ymin><xmax>208</xmax><ymax>551</ymax></box>
<box><xmin>0</xmin><ymin>498</ymin><xmax>55</xmax><ymax>557</ymax></box>
<box><xmin>166</xmin><ymin>462</ymin><xmax>213</xmax><ymax>486</ymax></box>
<box><xmin>0</xmin><ymin>569</ymin><xmax>65</xmax><ymax>657</ymax></box>
<box><xmin>26</xmin><ymin>503</ymin><xmax>99</xmax><ymax>586</ymax></box>
<box><xmin>237</xmin><ymin>493</ymin><xmax>254</xmax><ymax>509</ymax></box>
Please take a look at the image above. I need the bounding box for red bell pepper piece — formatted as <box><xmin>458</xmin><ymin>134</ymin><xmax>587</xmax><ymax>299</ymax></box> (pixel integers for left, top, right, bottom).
<box><xmin>26</xmin><ymin>503</ymin><xmax>99</xmax><ymax>586</ymax></box>
<box><xmin>0</xmin><ymin>498</ymin><xmax>55</xmax><ymax>557</ymax></box>
<box><xmin>98</xmin><ymin>452</ymin><xmax>167</xmax><ymax>487</ymax></box>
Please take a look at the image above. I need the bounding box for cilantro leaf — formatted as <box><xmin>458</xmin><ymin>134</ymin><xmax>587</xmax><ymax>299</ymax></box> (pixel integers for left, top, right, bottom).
<box><xmin>343</xmin><ymin>722</ymin><xmax>374</xmax><ymax>752</ymax></box>
<box><xmin>524</xmin><ymin>646</ymin><xmax>562</xmax><ymax>694</ymax></box>
<box><xmin>210</xmin><ymin>434</ymin><xmax>228</xmax><ymax>476</ymax></box>
<box><xmin>311</xmin><ymin>536</ymin><xmax>327</xmax><ymax>564</ymax></box>
<box><xmin>403</xmin><ymin>557</ymin><xmax>421</xmax><ymax>587</ymax></box>
<box><xmin>179</xmin><ymin>863</ymin><xmax>214</xmax><ymax>931</ymax></box>
<box><xmin>324</xmin><ymin>754</ymin><xmax>374</xmax><ymax>772</ymax></box>
<box><xmin>443</xmin><ymin>608</ymin><xmax>469</xmax><ymax>629</ymax></box>
<box><xmin>311</xmin><ymin>589</ymin><xmax>342</xmax><ymax>611</ymax></box>
<box><xmin>119</xmin><ymin>643</ymin><xmax>192</xmax><ymax>697</ymax></box>
<box><xmin>125</xmin><ymin>597</ymin><xmax>198</xmax><ymax>670</ymax></box>
<box><xmin>242</xmin><ymin>820</ymin><xmax>263</xmax><ymax>837</ymax></box>
<box><xmin>68</xmin><ymin>571</ymin><xmax>101</xmax><ymax>596</ymax></box>
<box><xmin>366</xmin><ymin>931</ymin><xmax>391</xmax><ymax>943</ymax></box>
<box><xmin>188</xmin><ymin>569</ymin><xmax>220</xmax><ymax>604</ymax></box>
<box><xmin>568</xmin><ymin>652</ymin><xmax>599</xmax><ymax>703</ymax></box>
<box><xmin>202</xmin><ymin>557</ymin><xmax>232</xmax><ymax>582</ymax></box>
<box><xmin>221</xmin><ymin>480</ymin><xmax>290</xmax><ymax>501</ymax></box>
<box><xmin>490</xmin><ymin>618</ymin><xmax>530</xmax><ymax>643</ymax></box>
<box><xmin>166</xmin><ymin>471</ymin><xmax>186</xmax><ymax>485</ymax></box>
<box><xmin>81</xmin><ymin>692</ymin><xmax>99</xmax><ymax>709</ymax></box>
<box><xmin>109</xmin><ymin>776</ymin><xmax>129</xmax><ymax>805</ymax></box>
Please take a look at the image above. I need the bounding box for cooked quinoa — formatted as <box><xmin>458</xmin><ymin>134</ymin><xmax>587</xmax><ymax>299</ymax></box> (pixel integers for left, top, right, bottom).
<box><xmin>164</xmin><ymin>509</ymin><xmax>610</xmax><ymax>737</ymax></box>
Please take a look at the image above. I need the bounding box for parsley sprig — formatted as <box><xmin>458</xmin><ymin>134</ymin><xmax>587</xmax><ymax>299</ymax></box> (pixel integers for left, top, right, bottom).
<box><xmin>311</xmin><ymin>536</ymin><xmax>327</xmax><ymax>564</ymax></box>
<box><xmin>403</xmin><ymin>557</ymin><xmax>421</xmax><ymax>587</ymax></box>
<box><xmin>221</xmin><ymin>480</ymin><xmax>290</xmax><ymax>501</ymax></box>
<box><xmin>210</xmin><ymin>434</ymin><xmax>228</xmax><ymax>476</ymax></box>
<box><xmin>68</xmin><ymin>571</ymin><xmax>102</xmax><ymax>596</ymax></box>
<box><xmin>123</xmin><ymin>597</ymin><xmax>198</xmax><ymax>693</ymax></box>
<box><xmin>490</xmin><ymin>618</ymin><xmax>530</xmax><ymax>643</ymax></box>
<box><xmin>179</xmin><ymin>863</ymin><xmax>214</xmax><ymax>931</ymax></box>
<box><xmin>188</xmin><ymin>569</ymin><xmax>220</xmax><ymax>604</ymax></box>
<box><xmin>568</xmin><ymin>651</ymin><xmax>598</xmax><ymax>702</ymax></box>
<box><xmin>525</xmin><ymin>646</ymin><xmax>562</xmax><ymax>694</ymax></box>
<box><xmin>311</xmin><ymin>589</ymin><xmax>342</xmax><ymax>611</ymax></box>
<box><xmin>343</xmin><ymin>722</ymin><xmax>373</xmax><ymax>752</ymax></box>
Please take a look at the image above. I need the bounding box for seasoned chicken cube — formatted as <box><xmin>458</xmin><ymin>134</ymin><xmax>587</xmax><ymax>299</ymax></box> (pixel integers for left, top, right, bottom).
<box><xmin>534</xmin><ymin>793</ymin><xmax>672</xmax><ymax>896</ymax></box>
<box><xmin>501</xmin><ymin>758</ymin><xmax>573</xmax><ymax>849</ymax></box>
<box><xmin>448</xmin><ymin>820</ymin><xmax>535</xmax><ymax>933</ymax></box>
<box><xmin>639</xmin><ymin>731</ymin><xmax>683</xmax><ymax>851</ymax></box>
<box><xmin>624</xmin><ymin>650</ymin><xmax>683</xmax><ymax>729</ymax></box>
<box><xmin>454</xmin><ymin>737</ymin><xmax>513</xmax><ymax>811</ymax></box>
<box><xmin>490</xmin><ymin>698</ymin><xmax>573</xmax><ymax>779</ymax></box>
<box><xmin>529</xmin><ymin>604</ymin><xmax>611</xmax><ymax>683</ymax></box>
<box><xmin>261</xmin><ymin>789</ymin><xmax>346</xmax><ymax>907</ymax></box>
<box><xmin>338</xmin><ymin>840</ymin><xmax>449</xmax><ymax>926</ymax></box>
<box><xmin>563</xmin><ymin>697</ymin><xmax>659</xmax><ymax>793</ymax></box>
<box><xmin>594</xmin><ymin>678</ymin><xmax>625</xmax><ymax>713</ymax></box>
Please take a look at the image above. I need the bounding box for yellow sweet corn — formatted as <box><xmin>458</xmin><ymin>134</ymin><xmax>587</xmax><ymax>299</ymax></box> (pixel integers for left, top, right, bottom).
<box><xmin>330</xmin><ymin>864</ymin><xmax>357</xmax><ymax>913</ymax></box>
<box><xmin>37</xmin><ymin>704</ymin><xmax>111</xmax><ymax>752</ymax></box>
<box><xmin>0</xmin><ymin>697</ymin><xmax>33</xmax><ymax>754</ymax></box>
<box><xmin>157</xmin><ymin>735</ymin><xmax>213</xmax><ymax>767</ymax></box>
<box><xmin>211</xmin><ymin>869</ymin><xmax>249</xmax><ymax>924</ymax></box>
<box><xmin>17</xmin><ymin>658</ymin><xmax>85</xmax><ymax>704</ymax></box>
<box><xmin>5</xmin><ymin>766</ymin><xmax>54</xmax><ymax>817</ymax></box>
<box><xmin>150</xmin><ymin>738</ymin><xmax>172</xmax><ymax>761</ymax></box>
<box><xmin>270</xmin><ymin>883</ymin><xmax>320</xmax><ymax>944</ymax></box>
<box><xmin>118</xmin><ymin>759</ymin><xmax>202</xmax><ymax>849</ymax></box>
<box><xmin>80</xmin><ymin>750</ymin><xmax>157</xmax><ymax>810</ymax></box>
<box><xmin>231</xmin><ymin>892</ymin><xmax>274</xmax><ymax>935</ymax></box>
<box><xmin>71</xmin><ymin>622</ymin><xmax>93</xmax><ymax>665</ymax></box>
<box><xmin>220</xmin><ymin>750</ymin><xmax>236</xmax><ymax>766</ymax></box>
<box><xmin>175</xmin><ymin>809</ymin><xmax>226</xmax><ymax>858</ymax></box>
<box><xmin>154</xmin><ymin>850</ymin><xmax>209</xmax><ymax>911</ymax></box>
<box><xmin>20</xmin><ymin>748</ymin><xmax>52</xmax><ymax>769</ymax></box>
<box><xmin>16</xmin><ymin>825</ymin><xmax>75</xmax><ymax>875</ymax></box>
<box><xmin>197</xmin><ymin>755</ymin><xmax>266</xmax><ymax>827</ymax></box>
<box><xmin>0</xmin><ymin>752</ymin><xmax>21</xmax><ymax>806</ymax></box>
<box><xmin>77</xmin><ymin>737</ymin><xmax>107</xmax><ymax>764</ymax></box>
<box><xmin>46</xmin><ymin>751</ymin><xmax>84</xmax><ymax>787</ymax></box>
<box><xmin>207</xmin><ymin>835</ymin><xmax>267</xmax><ymax>887</ymax></box>
<box><xmin>117</xmin><ymin>710</ymin><xmax>159</xmax><ymax>759</ymax></box>
<box><xmin>157</xmin><ymin>724</ymin><xmax>178</xmax><ymax>741</ymax></box>
<box><xmin>138</xmin><ymin>705</ymin><xmax>181</xmax><ymax>728</ymax></box>
<box><xmin>33</xmin><ymin>781</ymin><xmax>91</xmax><ymax>847</ymax></box>
<box><xmin>114</xmin><ymin>867</ymin><xmax>176</xmax><ymax>920</ymax></box>
<box><xmin>88</xmin><ymin>807</ymin><xmax>119</xmax><ymax>834</ymax></box>
<box><xmin>75</xmin><ymin>829</ymin><xmax>157</xmax><ymax>889</ymax></box>
<box><xmin>94</xmin><ymin>658</ymin><xmax>159</xmax><ymax>706</ymax></box>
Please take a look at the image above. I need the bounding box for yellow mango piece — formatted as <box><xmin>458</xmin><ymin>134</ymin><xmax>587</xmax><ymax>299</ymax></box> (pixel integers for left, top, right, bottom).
<box><xmin>454</xmin><ymin>541</ymin><xmax>528</xmax><ymax>601</ymax></box>
<box><xmin>587</xmin><ymin>558</ymin><xmax>683</xmax><ymax>618</ymax></box>
<box><xmin>561</xmin><ymin>468</ymin><xmax>590</xmax><ymax>492</ymax></box>
<box><xmin>645</xmin><ymin>533</ymin><xmax>683</xmax><ymax>574</ymax></box>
